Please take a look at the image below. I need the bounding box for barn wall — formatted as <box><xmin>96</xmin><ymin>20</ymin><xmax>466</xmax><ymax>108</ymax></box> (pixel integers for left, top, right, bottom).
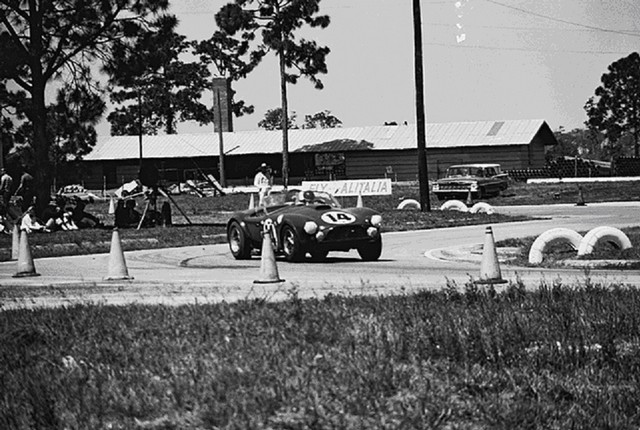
<box><xmin>344</xmin><ymin>144</ymin><xmax>544</xmax><ymax>181</ymax></box>
<box><xmin>81</xmin><ymin>142</ymin><xmax>548</xmax><ymax>189</ymax></box>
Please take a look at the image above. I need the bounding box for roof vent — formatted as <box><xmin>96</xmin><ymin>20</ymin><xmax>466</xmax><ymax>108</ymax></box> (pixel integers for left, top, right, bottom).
<box><xmin>487</xmin><ymin>121</ymin><xmax>504</xmax><ymax>136</ymax></box>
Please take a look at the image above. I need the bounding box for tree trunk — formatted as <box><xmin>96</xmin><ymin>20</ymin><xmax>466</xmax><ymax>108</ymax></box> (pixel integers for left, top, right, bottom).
<box><xmin>29</xmin><ymin>0</ymin><xmax>52</xmax><ymax>216</ymax></box>
<box><xmin>279</xmin><ymin>46</ymin><xmax>289</xmax><ymax>188</ymax></box>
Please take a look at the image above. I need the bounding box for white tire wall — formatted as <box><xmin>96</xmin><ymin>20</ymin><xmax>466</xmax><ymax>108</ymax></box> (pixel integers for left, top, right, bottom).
<box><xmin>469</xmin><ymin>202</ymin><xmax>495</xmax><ymax>215</ymax></box>
<box><xmin>397</xmin><ymin>199</ymin><xmax>421</xmax><ymax>210</ymax></box>
<box><xmin>577</xmin><ymin>226</ymin><xmax>632</xmax><ymax>256</ymax></box>
<box><xmin>439</xmin><ymin>200</ymin><xmax>468</xmax><ymax>212</ymax></box>
<box><xmin>528</xmin><ymin>228</ymin><xmax>583</xmax><ymax>265</ymax></box>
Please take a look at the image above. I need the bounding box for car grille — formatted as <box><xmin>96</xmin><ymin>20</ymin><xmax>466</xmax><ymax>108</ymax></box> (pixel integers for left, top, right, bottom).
<box><xmin>438</xmin><ymin>183</ymin><xmax>471</xmax><ymax>190</ymax></box>
<box><xmin>324</xmin><ymin>225</ymin><xmax>369</xmax><ymax>242</ymax></box>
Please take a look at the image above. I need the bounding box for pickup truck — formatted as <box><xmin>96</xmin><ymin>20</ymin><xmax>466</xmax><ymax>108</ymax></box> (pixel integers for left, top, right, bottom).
<box><xmin>432</xmin><ymin>163</ymin><xmax>509</xmax><ymax>200</ymax></box>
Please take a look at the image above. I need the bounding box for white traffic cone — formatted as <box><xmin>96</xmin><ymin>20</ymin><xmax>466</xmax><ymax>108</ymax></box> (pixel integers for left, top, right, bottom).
<box><xmin>249</xmin><ymin>193</ymin><xmax>255</xmax><ymax>210</ymax></box>
<box><xmin>108</xmin><ymin>197</ymin><xmax>116</xmax><ymax>214</ymax></box>
<box><xmin>254</xmin><ymin>229</ymin><xmax>284</xmax><ymax>284</ymax></box>
<box><xmin>466</xmin><ymin>189</ymin><xmax>473</xmax><ymax>206</ymax></box>
<box><xmin>104</xmin><ymin>228</ymin><xmax>133</xmax><ymax>280</ymax></box>
<box><xmin>11</xmin><ymin>222</ymin><xmax>20</xmax><ymax>261</ymax></box>
<box><xmin>475</xmin><ymin>226</ymin><xmax>507</xmax><ymax>285</ymax></box>
<box><xmin>356</xmin><ymin>193</ymin><xmax>364</xmax><ymax>208</ymax></box>
<box><xmin>13</xmin><ymin>230</ymin><xmax>39</xmax><ymax>278</ymax></box>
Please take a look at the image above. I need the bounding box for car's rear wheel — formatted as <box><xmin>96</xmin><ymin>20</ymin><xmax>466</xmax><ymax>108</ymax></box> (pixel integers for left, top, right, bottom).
<box><xmin>228</xmin><ymin>221</ymin><xmax>251</xmax><ymax>260</ymax></box>
<box><xmin>357</xmin><ymin>237</ymin><xmax>382</xmax><ymax>261</ymax></box>
<box><xmin>281</xmin><ymin>225</ymin><xmax>305</xmax><ymax>262</ymax></box>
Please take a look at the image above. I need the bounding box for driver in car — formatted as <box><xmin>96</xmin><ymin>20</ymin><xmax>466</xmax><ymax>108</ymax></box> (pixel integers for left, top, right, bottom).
<box><xmin>296</xmin><ymin>190</ymin><xmax>316</xmax><ymax>205</ymax></box>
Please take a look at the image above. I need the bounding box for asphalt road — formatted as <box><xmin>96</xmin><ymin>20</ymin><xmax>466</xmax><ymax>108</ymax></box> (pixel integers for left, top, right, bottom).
<box><xmin>1</xmin><ymin>202</ymin><xmax>639</xmax><ymax>309</ymax></box>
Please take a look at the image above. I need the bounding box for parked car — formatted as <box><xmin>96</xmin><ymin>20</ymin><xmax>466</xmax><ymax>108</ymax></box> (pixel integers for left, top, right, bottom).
<box><xmin>227</xmin><ymin>189</ymin><xmax>383</xmax><ymax>262</ymax></box>
<box><xmin>432</xmin><ymin>163</ymin><xmax>509</xmax><ymax>200</ymax></box>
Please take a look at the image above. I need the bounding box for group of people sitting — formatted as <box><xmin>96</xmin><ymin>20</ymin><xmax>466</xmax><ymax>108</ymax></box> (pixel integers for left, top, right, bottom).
<box><xmin>16</xmin><ymin>196</ymin><xmax>104</xmax><ymax>234</ymax></box>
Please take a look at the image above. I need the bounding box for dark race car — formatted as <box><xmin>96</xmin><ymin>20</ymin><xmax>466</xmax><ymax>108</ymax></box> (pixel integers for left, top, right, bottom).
<box><xmin>227</xmin><ymin>189</ymin><xmax>383</xmax><ymax>262</ymax></box>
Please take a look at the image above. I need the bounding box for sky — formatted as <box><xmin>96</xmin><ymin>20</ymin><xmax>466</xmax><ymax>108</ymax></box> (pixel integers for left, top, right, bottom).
<box><xmin>96</xmin><ymin>0</ymin><xmax>640</xmax><ymax>136</ymax></box>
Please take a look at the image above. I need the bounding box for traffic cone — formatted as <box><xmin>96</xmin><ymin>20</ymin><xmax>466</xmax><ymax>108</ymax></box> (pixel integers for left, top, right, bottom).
<box><xmin>11</xmin><ymin>222</ymin><xmax>20</xmax><ymax>261</ymax></box>
<box><xmin>356</xmin><ymin>193</ymin><xmax>364</xmax><ymax>208</ymax></box>
<box><xmin>576</xmin><ymin>185</ymin><xmax>586</xmax><ymax>206</ymax></box>
<box><xmin>249</xmin><ymin>193</ymin><xmax>255</xmax><ymax>210</ymax></box>
<box><xmin>108</xmin><ymin>197</ymin><xmax>116</xmax><ymax>214</ymax></box>
<box><xmin>465</xmin><ymin>189</ymin><xmax>473</xmax><ymax>206</ymax></box>
<box><xmin>13</xmin><ymin>230</ymin><xmax>39</xmax><ymax>278</ymax></box>
<box><xmin>254</xmin><ymin>229</ymin><xmax>285</xmax><ymax>284</ymax></box>
<box><xmin>104</xmin><ymin>228</ymin><xmax>133</xmax><ymax>280</ymax></box>
<box><xmin>475</xmin><ymin>226</ymin><xmax>507</xmax><ymax>285</ymax></box>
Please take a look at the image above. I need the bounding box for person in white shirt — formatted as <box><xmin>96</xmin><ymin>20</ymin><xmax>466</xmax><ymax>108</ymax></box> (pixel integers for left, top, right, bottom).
<box><xmin>20</xmin><ymin>206</ymin><xmax>46</xmax><ymax>233</ymax></box>
<box><xmin>253</xmin><ymin>163</ymin><xmax>272</xmax><ymax>206</ymax></box>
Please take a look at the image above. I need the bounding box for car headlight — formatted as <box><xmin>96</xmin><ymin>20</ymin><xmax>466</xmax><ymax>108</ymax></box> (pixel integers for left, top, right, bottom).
<box><xmin>432</xmin><ymin>183</ymin><xmax>439</xmax><ymax>191</ymax></box>
<box><xmin>470</xmin><ymin>182</ymin><xmax>478</xmax><ymax>191</ymax></box>
<box><xmin>304</xmin><ymin>221</ymin><xmax>318</xmax><ymax>235</ymax></box>
<box><xmin>367</xmin><ymin>227</ymin><xmax>380</xmax><ymax>238</ymax></box>
<box><xmin>370</xmin><ymin>214</ymin><xmax>382</xmax><ymax>227</ymax></box>
<box><xmin>277</xmin><ymin>214</ymin><xmax>284</xmax><ymax>224</ymax></box>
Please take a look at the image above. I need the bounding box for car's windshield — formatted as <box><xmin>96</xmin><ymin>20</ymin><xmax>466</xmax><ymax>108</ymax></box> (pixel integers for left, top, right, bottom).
<box><xmin>295</xmin><ymin>190</ymin><xmax>341</xmax><ymax>207</ymax></box>
<box><xmin>447</xmin><ymin>167</ymin><xmax>472</xmax><ymax>177</ymax></box>
<box><xmin>262</xmin><ymin>189</ymin><xmax>301</xmax><ymax>207</ymax></box>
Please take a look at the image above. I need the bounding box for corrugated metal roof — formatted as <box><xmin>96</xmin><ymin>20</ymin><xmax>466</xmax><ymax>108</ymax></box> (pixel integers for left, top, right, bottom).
<box><xmin>85</xmin><ymin>119</ymin><xmax>555</xmax><ymax>161</ymax></box>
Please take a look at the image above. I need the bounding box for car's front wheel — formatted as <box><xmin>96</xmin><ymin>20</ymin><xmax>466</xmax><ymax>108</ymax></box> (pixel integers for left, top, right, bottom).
<box><xmin>281</xmin><ymin>225</ymin><xmax>305</xmax><ymax>262</ymax></box>
<box><xmin>357</xmin><ymin>237</ymin><xmax>382</xmax><ymax>261</ymax></box>
<box><xmin>228</xmin><ymin>221</ymin><xmax>251</xmax><ymax>260</ymax></box>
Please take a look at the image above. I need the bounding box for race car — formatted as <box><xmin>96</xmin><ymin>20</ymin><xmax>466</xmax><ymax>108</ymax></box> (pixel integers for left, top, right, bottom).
<box><xmin>227</xmin><ymin>189</ymin><xmax>383</xmax><ymax>262</ymax></box>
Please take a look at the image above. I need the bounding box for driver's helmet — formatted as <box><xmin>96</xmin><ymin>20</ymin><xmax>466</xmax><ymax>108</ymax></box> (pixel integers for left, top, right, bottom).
<box><xmin>297</xmin><ymin>190</ymin><xmax>315</xmax><ymax>204</ymax></box>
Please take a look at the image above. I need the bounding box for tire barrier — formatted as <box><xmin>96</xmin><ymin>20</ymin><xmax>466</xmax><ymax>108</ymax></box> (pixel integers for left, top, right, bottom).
<box><xmin>469</xmin><ymin>202</ymin><xmax>495</xmax><ymax>215</ymax></box>
<box><xmin>577</xmin><ymin>226</ymin><xmax>632</xmax><ymax>257</ymax></box>
<box><xmin>439</xmin><ymin>200</ymin><xmax>468</xmax><ymax>212</ymax></box>
<box><xmin>397</xmin><ymin>198</ymin><xmax>421</xmax><ymax>210</ymax></box>
<box><xmin>528</xmin><ymin>228</ymin><xmax>583</xmax><ymax>265</ymax></box>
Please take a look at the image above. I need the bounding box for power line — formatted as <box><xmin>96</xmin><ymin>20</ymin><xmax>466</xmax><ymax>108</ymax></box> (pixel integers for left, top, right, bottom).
<box><xmin>426</xmin><ymin>41</ymin><xmax>634</xmax><ymax>55</ymax></box>
<box><xmin>484</xmin><ymin>0</ymin><xmax>640</xmax><ymax>38</ymax></box>
<box><xmin>425</xmin><ymin>21</ymin><xmax>640</xmax><ymax>35</ymax></box>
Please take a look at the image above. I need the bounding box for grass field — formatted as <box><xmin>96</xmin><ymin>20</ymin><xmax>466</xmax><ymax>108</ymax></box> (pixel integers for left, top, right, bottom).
<box><xmin>3</xmin><ymin>281</ymin><xmax>640</xmax><ymax>428</ymax></box>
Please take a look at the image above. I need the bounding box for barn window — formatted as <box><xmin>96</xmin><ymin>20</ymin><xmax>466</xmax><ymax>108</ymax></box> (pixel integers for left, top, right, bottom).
<box><xmin>315</xmin><ymin>152</ymin><xmax>346</xmax><ymax>179</ymax></box>
<box><xmin>487</xmin><ymin>121</ymin><xmax>504</xmax><ymax>136</ymax></box>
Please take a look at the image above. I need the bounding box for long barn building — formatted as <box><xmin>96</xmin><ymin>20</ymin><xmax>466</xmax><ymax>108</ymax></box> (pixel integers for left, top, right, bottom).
<box><xmin>82</xmin><ymin>119</ymin><xmax>557</xmax><ymax>189</ymax></box>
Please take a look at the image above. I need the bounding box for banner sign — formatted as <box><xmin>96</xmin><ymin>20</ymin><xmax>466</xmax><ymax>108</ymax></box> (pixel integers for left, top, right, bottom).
<box><xmin>301</xmin><ymin>178</ymin><xmax>392</xmax><ymax>196</ymax></box>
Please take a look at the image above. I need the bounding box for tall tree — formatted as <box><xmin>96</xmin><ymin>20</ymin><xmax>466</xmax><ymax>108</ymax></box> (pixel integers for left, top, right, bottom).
<box><xmin>585</xmin><ymin>52</ymin><xmax>640</xmax><ymax>159</ymax></box>
<box><xmin>0</xmin><ymin>0</ymin><xmax>168</xmax><ymax>214</ymax></box>
<box><xmin>215</xmin><ymin>0</ymin><xmax>331</xmax><ymax>187</ymax></box>
<box><xmin>258</xmin><ymin>107</ymin><xmax>297</xmax><ymax>130</ymax></box>
<box><xmin>302</xmin><ymin>110</ymin><xmax>341</xmax><ymax>129</ymax></box>
<box><xmin>105</xmin><ymin>15</ymin><xmax>212</xmax><ymax>136</ymax></box>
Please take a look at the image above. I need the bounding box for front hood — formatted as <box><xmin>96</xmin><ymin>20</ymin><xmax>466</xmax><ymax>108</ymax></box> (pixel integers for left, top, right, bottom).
<box><xmin>276</xmin><ymin>204</ymin><xmax>378</xmax><ymax>226</ymax></box>
<box><xmin>436</xmin><ymin>178</ymin><xmax>477</xmax><ymax>185</ymax></box>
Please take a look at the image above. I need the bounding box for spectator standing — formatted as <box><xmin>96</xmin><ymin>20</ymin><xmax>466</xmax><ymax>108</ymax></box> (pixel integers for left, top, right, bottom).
<box><xmin>253</xmin><ymin>163</ymin><xmax>272</xmax><ymax>206</ymax></box>
<box><xmin>14</xmin><ymin>169</ymin><xmax>34</xmax><ymax>212</ymax></box>
<box><xmin>0</xmin><ymin>168</ymin><xmax>13</xmax><ymax>210</ymax></box>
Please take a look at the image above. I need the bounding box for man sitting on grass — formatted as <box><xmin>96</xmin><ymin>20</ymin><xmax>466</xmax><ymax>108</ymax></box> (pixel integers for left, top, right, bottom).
<box><xmin>20</xmin><ymin>206</ymin><xmax>47</xmax><ymax>233</ymax></box>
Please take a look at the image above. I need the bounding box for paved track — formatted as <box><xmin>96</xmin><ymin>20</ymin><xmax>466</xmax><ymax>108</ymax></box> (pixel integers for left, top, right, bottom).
<box><xmin>1</xmin><ymin>202</ymin><xmax>639</xmax><ymax>309</ymax></box>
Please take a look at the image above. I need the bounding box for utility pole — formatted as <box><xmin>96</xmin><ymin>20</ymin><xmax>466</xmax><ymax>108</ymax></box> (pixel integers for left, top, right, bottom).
<box><xmin>138</xmin><ymin>87</ymin><xmax>143</xmax><ymax>170</ymax></box>
<box><xmin>215</xmin><ymin>88</ymin><xmax>226</xmax><ymax>188</ymax></box>
<box><xmin>413</xmin><ymin>0</ymin><xmax>431</xmax><ymax>211</ymax></box>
